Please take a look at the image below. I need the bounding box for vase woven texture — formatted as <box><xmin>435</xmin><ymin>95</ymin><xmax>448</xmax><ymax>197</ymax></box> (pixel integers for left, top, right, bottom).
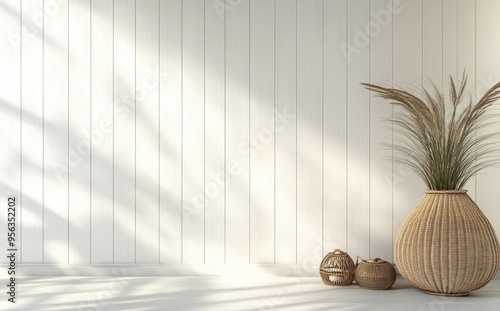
<box><xmin>395</xmin><ymin>190</ymin><xmax>500</xmax><ymax>296</ymax></box>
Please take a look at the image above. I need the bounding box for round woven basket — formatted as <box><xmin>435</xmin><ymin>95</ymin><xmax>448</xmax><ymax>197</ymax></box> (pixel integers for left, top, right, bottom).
<box><xmin>319</xmin><ymin>249</ymin><xmax>355</xmax><ymax>286</ymax></box>
<box><xmin>354</xmin><ymin>257</ymin><xmax>396</xmax><ymax>290</ymax></box>
<box><xmin>395</xmin><ymin>190</ymin><xmax>500</xmax><ymax>296</ymax></box>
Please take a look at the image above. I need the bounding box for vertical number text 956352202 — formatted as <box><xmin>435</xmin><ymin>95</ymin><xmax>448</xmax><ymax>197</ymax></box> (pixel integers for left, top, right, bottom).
<box><xmin>6</xmin><ymin>197</ymin><xmax>17</xmax><ymax>304</ymax></box>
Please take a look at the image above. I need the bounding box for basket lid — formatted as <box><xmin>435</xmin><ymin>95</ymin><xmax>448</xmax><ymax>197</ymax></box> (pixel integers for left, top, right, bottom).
<box><xmin>320</xmin><ymin>249</ymin><xmax>355</xmax><ymax>270</ymax></box>
<box><xmin>357</xmin><ymin>256</ymin><xmax>390</xmax><ymax>265</ymax></box>
<box><xmin>331</xmin><ymin>249</ymin><xmax>348</xmax><ymax>256</ymax></box>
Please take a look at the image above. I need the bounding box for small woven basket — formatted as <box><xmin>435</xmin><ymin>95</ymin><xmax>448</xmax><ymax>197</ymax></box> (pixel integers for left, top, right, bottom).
<box><xmin>319</xmin><ymin>249</ymin><xmax>355</xmax><ymax>286</ymax></box>
<box><xmin>354</xmin><ymin>257</ymin><xmax>396</xmax><ymax>290</ymax></box>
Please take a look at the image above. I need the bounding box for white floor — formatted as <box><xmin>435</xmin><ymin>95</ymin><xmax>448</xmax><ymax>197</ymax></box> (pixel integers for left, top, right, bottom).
<box><xmin>2</xmin><ymin>276</ymin><xmax>500</xmax><ymax>310</ymax></box>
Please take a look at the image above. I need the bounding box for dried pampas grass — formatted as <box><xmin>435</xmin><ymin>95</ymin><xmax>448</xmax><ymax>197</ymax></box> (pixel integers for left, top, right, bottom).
<box><xmin>362</xmin><ymin>72</ymin><xmax>500</xmax><ymax>190</ymax></box>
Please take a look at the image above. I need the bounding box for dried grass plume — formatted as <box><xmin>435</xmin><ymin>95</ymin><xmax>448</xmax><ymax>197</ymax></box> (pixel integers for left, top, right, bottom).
<box><xmin>362</xmin><ymin>72</ymin><xmax>500</xmax><ymax>190</ymax></box>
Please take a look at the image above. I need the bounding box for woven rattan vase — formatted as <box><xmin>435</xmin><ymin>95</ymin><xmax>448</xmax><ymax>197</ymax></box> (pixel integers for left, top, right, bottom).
<box><xmin>395</xmin><ymin>190</ymin><xmax>500</xmax><ymax>296</ymax></box>
<box><xmin>319</xmin><ymin>249</ymin><xmax>355</xmax><ymax>286</ymax></box>
<box><xmin>355</xmin><ymin>257</ymin><xmax>396</xmax><ymax>290</ymax></box>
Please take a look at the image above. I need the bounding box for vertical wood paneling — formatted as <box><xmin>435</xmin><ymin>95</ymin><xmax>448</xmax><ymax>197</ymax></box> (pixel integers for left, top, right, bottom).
<box><xmin>68</xmin><ymin>0</ymin><xmax>91</xmax><ymax>263</ymax></box>
<box><xmin>204</xmin><ymin>0</ymin><xmax>225</xmax><ymax>264</ymax></box>
<box><xmin>21</xmin><ymin>0</ymin><xmax>44</xmax><ymax>262</ymax></box>
<box><xmin>9</xmin><ymin>0</ymin><xmax>500</xmax><ymax>269</ymax></box>
<box><xmin>0</xmin><ymin>0</ymin><xmax>21</xmax><ymax>264</ymax></box>
<box><xmin>458</xmin><ymin>0</ymin><xmax>476</xmax><ymax>200</ymax></box>
<box><xmin>90</xmin><ymin>0</ymin><xmax>114</xmax><ymax>263</ymax></box>
<box><xmin>114</xmin><ymin>0</ymin><xmax>136</xmax><ymax>263</ymax></box>
<box><xmin>323</xmin><ymin>0</ymin><xmax>347</xmax><ymax>255</ymax></box>
<box><xmin>476</xmin><ymin>0</ymin><xmax>500</xmax><ymax>235</ymax></box>
<box><xmin>249</xmin><ymin>0</ymin><xmax>275</xmax><ymax>263</ymax></box>
<box><xmin>275</xmin><ymin>0</ymin><xmax>297</xmax><ymax>264</ymax></box>
<box><xmin>182</xmin><ymin>0</ymin><xmax>205</xmax><ymax>264</ymax></box>
<box><xmin>225</xmin><ymin>0</ymin><xmax>250</xmax><ymax>264</ymax></box>
<box><xmin>296</xmin><ymin>0</ymin><xmax>323</xmax><ymax>264</ymax></box>
<box><xmin>347</xmin><ymin>0</ymin><xmax>370</xmax><ymax>259</ymax></box>
<box><xmin>159</xmin><ymin>0</ymin><xmax>182</xmax><ymax>263</ymax></box>
<box><xmin>423</xmin><ymin>0</ymin><xmax>443</xmax><ymax>88</ymax></box>
<box><xmin>392</xmin><ymin>0</ymin><xmax>423</xmax><ymax>249</ymax></box>
<box><xmin>44</xmin><ymin>0</ymin><xmax>69</xmax><ymax>263</ymax></box>
<box><xmin>369</xmin><ymin>0</ymin><xmax>393</xmax><ymax>261</ymax></box>
<box><xmin>443</xmin><ymin>0</ymin><xmax>458</xmax><ymax>83</ymax></box>
<box><xmin>136</xmin><ymin>0</ymin><xmax>160</xmax><ymax>263</ymax></box>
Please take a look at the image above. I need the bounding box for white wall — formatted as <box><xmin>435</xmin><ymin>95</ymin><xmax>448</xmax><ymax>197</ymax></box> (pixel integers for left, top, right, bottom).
<box><xmin>1</xmin><ymin>0</ymin><xmax>500</xmax><ymax>272</ymax></box>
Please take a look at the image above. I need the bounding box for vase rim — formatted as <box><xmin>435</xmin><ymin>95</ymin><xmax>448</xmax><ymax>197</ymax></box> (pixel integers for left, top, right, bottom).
<box><xmin>425</xmin><ymin>190</ymin><xmax>468</xmax><ymax>194</ymax></box>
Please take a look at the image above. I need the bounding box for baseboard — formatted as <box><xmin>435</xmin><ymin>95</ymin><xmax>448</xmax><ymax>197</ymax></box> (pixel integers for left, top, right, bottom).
<box><xmin>4</xmin><ymin>263</ymin><xmax>499</xmax><ymax>278</ymax></box>
<box><xmin>9</xmin><ymin>263</ymin><xmax>320</xmax><ymax>277</ymax></box>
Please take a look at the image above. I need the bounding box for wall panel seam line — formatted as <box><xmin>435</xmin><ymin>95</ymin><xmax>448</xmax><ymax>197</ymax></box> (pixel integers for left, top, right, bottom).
<box><xmin>203</xmin><ymin>0</ymin><xmax>206</xmax><ymax>265</ymax></box>
<box><xmin>224</xmin><ymin>0</ymin><xmax>227</xmax><ymax>265</ymax></box>
<box><xmin>67</xmin><ymin>0</ymin><xmax>70</xmax><ymax>264</ymax></box>
<box><xmin>158</xmin><ymin>0</ymin><xmax>161</xmax><ymax>264</ymax></box>
<box><xmin>20</xmin><ymin>0</ymin><xmax>23</xmax><ymax>263</ymax></box>
<box><xmin>321</xmin><ymin>0</ymin><xmax>325</xmax><ymax>255</ymax></box>
<box><xmin>345</xmin><ymin>0</ymin><xmax>349</xmax><ymax>251</ymax></box>
<box><xmin>368</xmin><ymin>0</ymin><xmax>371</xmax><ymax>259</ymax></box>
<box><xmin>474</xmin><ymin>0</ymin><xmax>477</xmax><ymax>196</ymax></box>
<box><xmin>134</xmin><ymin>0</ymin><xmax>137</xmax><ymax>264</ymax></box>
<box><xmin>295</xmin><ymin>0</ymin><xmax>298</xmax><ymax>264</ymax></box>
<box><xmin>112</xmin><ymin>0</ymin><xmax>115</xmax><ymax>264</ymax></box>
<box><xmin>273</xmin><ymin>0</ymin><xmax>276</xmax><ymax>264</ymax></box>
<box><xmin>180</xmin><ymin>0</ymin><xmax>184</xmax><ymax>264</ymax></box>
<box><xmin>90</xmin><ymin>0</ymin><xmax>93</xmax><ymax>264</ymax></box>
<box><xmin>442</xmin><ymin>0</ymin><xmax>444</xmax><ymax>89</ymax></box>
<box><xmin>391</xmin><ymin>0</ymin><xmax>394</xmax><ymax>253</ymax></box>
<box><xmin>42</xmin><ymin>0</ymin><xmax>45</xmax><ymax>264</ymax></box>
<box><xmin>248</xmin><ymin>0</ymin><xmax>251</xmax><ymax>264</ymax></box>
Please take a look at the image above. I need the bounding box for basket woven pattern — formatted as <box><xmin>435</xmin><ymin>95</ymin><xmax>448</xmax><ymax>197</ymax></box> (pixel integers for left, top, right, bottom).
<box><xmin>395</xmin><ymin>190</ymin><xmax>500</xmax><ymax>296</ymax></box>
<box><xmin>319</xmin><ymin>249</ymin><xmax>355</xmax><ymax>286</ymax></box>
<box><xmin>355</xmin><ymin>257</ymin><xmax>396</xmax><ymax>290</ymax></box>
